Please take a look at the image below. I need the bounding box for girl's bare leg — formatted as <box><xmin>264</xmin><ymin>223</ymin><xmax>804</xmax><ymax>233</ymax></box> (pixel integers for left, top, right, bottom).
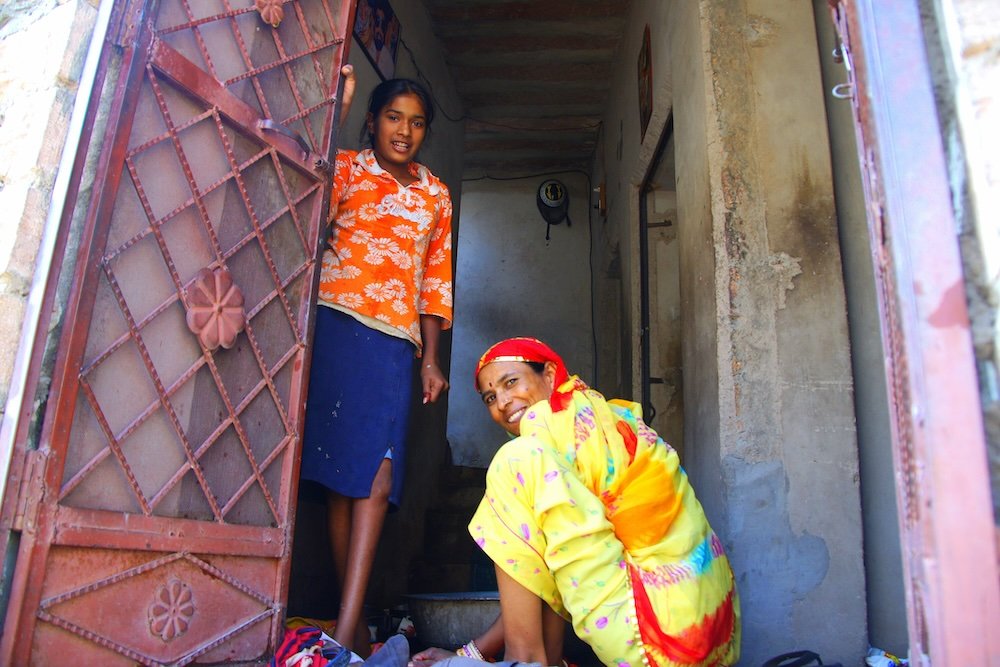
<box><xmin>328</xmin><ymin>492</ymin><xmax>351</xmax><ymax>586</ymax></box>
<box><xmin>330</xmin><ymin>459</ymin><xmax>393</xmax><ymax>656</ymax></box>
<box><xmin>496</xmin><ymin>566</ymin><xmax>564</xmax><ymax>665</ymax></box>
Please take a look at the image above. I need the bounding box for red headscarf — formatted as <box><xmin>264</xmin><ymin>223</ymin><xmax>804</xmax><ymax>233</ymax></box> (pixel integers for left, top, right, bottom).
<box><xmin>474</xmin><ymin>337</ymin><xmax>584</xmax><ymax>412</ymax></box>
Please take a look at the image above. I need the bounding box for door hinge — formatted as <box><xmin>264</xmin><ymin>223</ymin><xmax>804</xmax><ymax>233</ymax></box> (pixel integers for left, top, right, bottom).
<box><xmin>12</xmin><ymin>449</ymin><xmax>48</xmax><ymax>534</ymax></box>
<box><xmin>108</xmin><ymin>0</ymin><xmax>149</xmax><ymax>48</ymax></box>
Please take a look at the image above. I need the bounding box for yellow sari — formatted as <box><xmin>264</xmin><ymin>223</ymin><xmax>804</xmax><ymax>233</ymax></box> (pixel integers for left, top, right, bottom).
<box><xmin>469</xmin><ymin>379</ymin><xmax>739</xmax><ymax>667</ymax></box>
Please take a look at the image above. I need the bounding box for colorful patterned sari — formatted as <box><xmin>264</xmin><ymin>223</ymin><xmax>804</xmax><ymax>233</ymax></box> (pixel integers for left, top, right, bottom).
<box><xmin>469</xmin><ymin>340</ymin><xmax>739</xmax><ymax>667</ymax></box>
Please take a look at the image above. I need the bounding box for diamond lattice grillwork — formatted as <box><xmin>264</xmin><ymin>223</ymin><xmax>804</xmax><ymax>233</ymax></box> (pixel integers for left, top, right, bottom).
<box><xmin>60</xmin><ymin>0</ymin><xmax>343</xmax><ymax>527</ymax></box>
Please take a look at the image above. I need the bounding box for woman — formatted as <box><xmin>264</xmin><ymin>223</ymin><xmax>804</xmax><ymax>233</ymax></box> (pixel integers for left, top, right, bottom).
<box><xmin>416</xmin><ymin>338</ymin><xmax>739</xmax><ymax>667</ymax></box>
<box><xmin>301</xmin><ymin>73</ymin><xmax>452</xmax><ymax>655</ymax></box>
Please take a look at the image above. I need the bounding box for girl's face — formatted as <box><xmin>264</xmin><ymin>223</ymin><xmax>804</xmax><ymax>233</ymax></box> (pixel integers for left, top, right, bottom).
<box><xmin>367</xmin><ymin>92</ymin><xmax>427</xmax><ymax>178</ymax></box>
<box><xmin>477</xmin><ymin>361</ymin><xmax>556</xmax><ymax>436</ymax></box>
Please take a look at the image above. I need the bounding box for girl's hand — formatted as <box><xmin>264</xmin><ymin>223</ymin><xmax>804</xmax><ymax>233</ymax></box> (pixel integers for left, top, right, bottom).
<box><xmin>407</xmin><ymin>647</ymin><xmax>455</xmax><ymax>667</ymax></box>
<box><xmin>339</xmin><ymin>64</ymin><xmax>356</xmax><ymax>127</ymax></box>
<box><xmin>421</xmin><ymin>361</ymin><xmax>449</xmax><ymax>404</ymax></box>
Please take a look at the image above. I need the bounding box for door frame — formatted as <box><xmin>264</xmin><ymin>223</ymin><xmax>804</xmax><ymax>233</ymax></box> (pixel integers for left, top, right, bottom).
<box><xmin>637</xmin><ymin>114</ymin><xmax>675</xmax><ymax>426</ymax></box>
<box><xmin>829</xmin><ymin>0</ymin><xmax>1000</xmax><ymax>661</ymax></box>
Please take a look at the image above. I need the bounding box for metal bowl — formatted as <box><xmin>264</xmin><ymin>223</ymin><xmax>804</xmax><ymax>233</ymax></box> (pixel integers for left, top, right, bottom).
<box><xmin>404</xmin><ymin>591</ymin><xmax>500</xmax><ymax>648</ymax></box>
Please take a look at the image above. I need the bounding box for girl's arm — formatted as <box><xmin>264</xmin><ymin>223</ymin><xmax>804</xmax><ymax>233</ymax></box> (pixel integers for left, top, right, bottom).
<box><xmin>419</xmin><ymin>314</ymin><xmax>449</xmax><ymax>404</ymax></box>
<box><xmin>338</xmin><ymin>64</ymin><xmax>356</xmax><ymax>128</ymax></box>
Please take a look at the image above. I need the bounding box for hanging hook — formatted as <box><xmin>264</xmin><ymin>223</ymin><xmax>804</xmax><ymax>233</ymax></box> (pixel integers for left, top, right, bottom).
<box><xmin>832</xmin><ymin>82</ymin><xmax>854</xmax><ymax>99</ymax></box>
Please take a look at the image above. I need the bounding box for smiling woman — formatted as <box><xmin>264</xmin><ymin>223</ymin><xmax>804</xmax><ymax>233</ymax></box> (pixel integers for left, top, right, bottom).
<box><xmin>422</xmin><ymin>337</ymin><xmax>742</xmax><ymax>667</ymax></box>
<box><xmin>477</xmin><ymin>359</ymin><xmax>555</xmax><ymax>436</ymax></box>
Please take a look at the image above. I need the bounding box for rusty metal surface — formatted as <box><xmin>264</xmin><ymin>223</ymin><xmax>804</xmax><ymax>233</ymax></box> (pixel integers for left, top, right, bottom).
<box><xmin>2</xmin><ymin>0</ymin><xmax>353</xmax><ymax>664</ymax></box>
<box><xmin>829</xmin><ymin>1</ymin><xmax>1000</xmax><ymax>663</ymax></box>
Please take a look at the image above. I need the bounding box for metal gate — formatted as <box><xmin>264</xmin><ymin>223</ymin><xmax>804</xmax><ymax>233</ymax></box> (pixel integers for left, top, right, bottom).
<box><xmin>1</xmin><ymin>0</ymin><xmax>353</xmax><ymax>663</ymax></box>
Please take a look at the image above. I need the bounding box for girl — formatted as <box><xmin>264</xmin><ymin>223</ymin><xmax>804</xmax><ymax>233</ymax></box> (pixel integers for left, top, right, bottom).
<box><xmin>302</xmin><ymin>72</ymin><xmax>453</xmax><ymax>655</ymax></box>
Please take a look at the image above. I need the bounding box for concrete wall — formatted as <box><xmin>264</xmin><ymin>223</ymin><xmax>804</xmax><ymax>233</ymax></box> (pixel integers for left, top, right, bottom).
<box><xmin>598</xmin><ymin>1</ymin><xmax>867</xmax><ymax>662</ymax></box>
<box><xmin>589</xmin><ymin>136</ymin><xmax>627</xmax><ymax>400</ymax></box>
<box><xmin>812</xmin><ymin>2</ymin><xmax>909</xmax><ymax>655</ymax></box>
<box><xmin>447</xmin><ymin>175</ymin><xmax>594</xmax><ymax>467</ymax></box>
<box><xmin>646</xmin><ymin>183</ymin><xmax>685</xmax><ymax>459</ymax></box>
<box><xmin>592</xmin><ymin>1</ymin><xmax>673</xmax><ymax>405</ymax></box>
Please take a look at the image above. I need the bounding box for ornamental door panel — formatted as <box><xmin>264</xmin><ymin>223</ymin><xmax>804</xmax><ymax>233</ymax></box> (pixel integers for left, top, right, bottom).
<box><xmin>2</xmin><ymin>0</ymin><xmax>353</xmax><ymax>664</ymax></box>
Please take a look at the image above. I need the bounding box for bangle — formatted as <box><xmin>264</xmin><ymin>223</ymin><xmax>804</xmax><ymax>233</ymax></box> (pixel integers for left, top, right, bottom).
<box><xmin>458</xmin><ymin>640</ymin><xmax>484</xmax><ymax>661</ymax></box>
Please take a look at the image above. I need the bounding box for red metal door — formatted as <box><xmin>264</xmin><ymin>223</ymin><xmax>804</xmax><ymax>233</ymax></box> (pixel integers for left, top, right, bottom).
<box><xmin>828</xmin><ymin>1</ymin><xmax>1000</xmax><ymax>663</ymax></box>
<box><xmin>1</xmin><ymin>0</ymin><xmax>353</xmax><ymax>663</ymax></box>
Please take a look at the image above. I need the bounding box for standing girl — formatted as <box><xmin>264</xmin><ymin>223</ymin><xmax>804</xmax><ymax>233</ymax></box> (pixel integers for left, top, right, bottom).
<box><xmin>302</xmin><ymin>73</ymin><xmax>453</xmax><ymax>655</ymax></box>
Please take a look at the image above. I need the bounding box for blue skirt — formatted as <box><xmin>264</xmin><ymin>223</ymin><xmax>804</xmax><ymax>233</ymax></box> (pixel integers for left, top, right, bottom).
<box><xmin>301</xmin><ymin>307</ymin><xmax>416</xmax><ymax>507</ymax></box>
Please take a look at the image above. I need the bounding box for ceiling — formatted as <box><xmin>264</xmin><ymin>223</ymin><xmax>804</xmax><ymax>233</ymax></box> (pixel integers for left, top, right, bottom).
<box><xmin>421</xmin><ymin>0</ymin><xmax>633</xmax><ymax>178</ymax></box>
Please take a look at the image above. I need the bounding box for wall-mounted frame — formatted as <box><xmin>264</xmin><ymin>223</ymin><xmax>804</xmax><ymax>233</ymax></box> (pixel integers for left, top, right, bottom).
<box><xmin>353</xmin><ymin>0</ymin><xmax>401</xmax><ymax>80</ymax></box>
<box><xmin>638</xmin><ymin>24</ymin><xmax>652</xmax><ymax>142</ymax></box>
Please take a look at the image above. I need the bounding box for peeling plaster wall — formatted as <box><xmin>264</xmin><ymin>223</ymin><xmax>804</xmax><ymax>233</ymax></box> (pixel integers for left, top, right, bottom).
<box><xmin>704</xmin><ymin>2</ymin><xmax>866</xmax><ymax>661</ymax></box>
<box><xmin>668</xmin><ymin>0</ymin><xmax>724</xmax><ymax>544</ymax></box>
<box><xmin>0</xmin><ymin>0</ymin><xmax>98</xmax><ymax>422</ymax></box>
<box><xmin>599</xmin><ymin>1</ymin><xmax>867</xmax><ymax>662</ymax></box>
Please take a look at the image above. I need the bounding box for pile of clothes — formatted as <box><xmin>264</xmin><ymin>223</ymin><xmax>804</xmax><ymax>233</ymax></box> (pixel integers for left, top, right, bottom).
<box><xmin>270</xmin><ymin>626</ymin><xmax>413</xmax><ymax>667</ymax></box>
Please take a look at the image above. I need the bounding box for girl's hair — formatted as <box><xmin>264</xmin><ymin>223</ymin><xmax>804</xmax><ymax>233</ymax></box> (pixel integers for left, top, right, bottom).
<box><xmin>361</xmin><ymin>78</ymin><xmax>435</xmax><ymax>146</ymax></box>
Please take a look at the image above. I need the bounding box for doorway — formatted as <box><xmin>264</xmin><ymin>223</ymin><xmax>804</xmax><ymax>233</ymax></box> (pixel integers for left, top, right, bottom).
<box><xmin>639</xmin><ymin>119</ymin><xmax>684</xmax><ymax>458</ymax></box>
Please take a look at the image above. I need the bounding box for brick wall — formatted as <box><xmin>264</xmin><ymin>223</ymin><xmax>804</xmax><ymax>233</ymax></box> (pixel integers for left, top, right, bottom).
<box><xmin>0</xmin><ymin>0</ymin><xmax>97</xmax><ymax>414</ymax></box>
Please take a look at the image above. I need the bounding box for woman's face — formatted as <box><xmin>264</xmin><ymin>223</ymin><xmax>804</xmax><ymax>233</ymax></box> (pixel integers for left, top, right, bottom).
<box><xmin>477</xmin><ymin>360</ymin><xmax>556</xmax><ymax>436</ymax></box>
<box><xmin>368</xmin><ymin>92</ymin><xmax>427</xmax><ymax>177</ymax></box>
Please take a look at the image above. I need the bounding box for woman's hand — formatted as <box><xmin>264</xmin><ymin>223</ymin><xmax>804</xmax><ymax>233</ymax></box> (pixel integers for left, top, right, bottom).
<box><xmin>339</xmin><ymin>64</ymin><xmax>356</xmax><ymax>127</ymax></box>
<box><xmin>407</xmin><ymin>646</ymin><xmax>455</xmax><ymax>667</ymax></box>
<box><xmin>421</xmin><ymin>361</ymin><xmax>449</xmax><ymax>404</ymax></box>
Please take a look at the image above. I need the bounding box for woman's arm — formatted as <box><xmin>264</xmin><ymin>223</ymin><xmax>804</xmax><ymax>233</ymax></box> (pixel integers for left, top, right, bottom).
<box><xmin>406</xmin><ymin>613</ymin><xmax>503</xmax><ymax>667</ymax></box>
<box><xmin>473</xmin><ymin>613</ymin><xmax>504</xmax><ymax>658</ymax></box>
<box><xmin>496</xmin><ymin>567</ymin><xmax>555</xmax><ymax>665</ymax></box>
<box><xmin>419</xmin><ymin>314</ymin><xmax>449</xmax><ymax>404</ymax></box>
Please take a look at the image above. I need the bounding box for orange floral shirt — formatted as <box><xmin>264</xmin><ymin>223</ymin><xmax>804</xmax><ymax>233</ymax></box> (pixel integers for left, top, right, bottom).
<box><xmin>318</xmin><ymin>149</ymin><xmax>453</xmax><ymax>351</ymax></box>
